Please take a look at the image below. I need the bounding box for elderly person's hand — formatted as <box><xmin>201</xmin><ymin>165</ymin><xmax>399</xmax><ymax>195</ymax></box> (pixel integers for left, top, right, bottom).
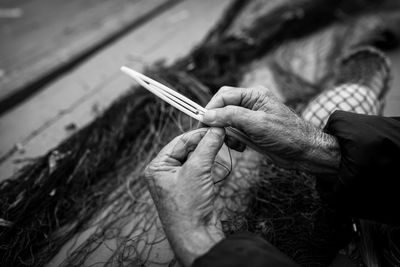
<box><xmin>203</xmin><ymin>86</ymin><xmax>341</xmax><ymax>175</ymax></box>
<box><xmin>145</xmin><ymin>127</ymin><xmax>225</xmax><ymax>267</ymax></box>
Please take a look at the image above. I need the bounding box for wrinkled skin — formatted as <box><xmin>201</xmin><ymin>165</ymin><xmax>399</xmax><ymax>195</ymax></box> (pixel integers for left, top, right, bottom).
<box><xmin>144</xmin><ymin>128</ymin><xmax>226</xmax><ymax>267</ymax></box>
<box><xmin>204</xmin><ymin>86</ymin><xmax>340</xmax><ymax>175</ymax></box>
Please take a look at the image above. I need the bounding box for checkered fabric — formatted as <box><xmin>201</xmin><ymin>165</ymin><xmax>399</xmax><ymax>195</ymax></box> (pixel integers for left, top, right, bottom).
<box><xmin>301</xmin><ymin>83</ymin><xmax>382</xmax><ymax>129</ymax></box>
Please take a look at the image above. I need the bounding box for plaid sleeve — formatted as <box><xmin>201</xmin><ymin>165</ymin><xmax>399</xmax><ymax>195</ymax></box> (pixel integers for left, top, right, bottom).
<box><xmin>318</xmin><ymin>111</ymin><xmax>400</xmax><ymax>225</ymax></box>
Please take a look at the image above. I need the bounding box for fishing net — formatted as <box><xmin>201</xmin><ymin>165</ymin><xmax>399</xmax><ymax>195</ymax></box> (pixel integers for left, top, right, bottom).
<box><xmin>1</xmin><ymin>0</ymin><xmax>400</xmax><ymax>266</ymax></box>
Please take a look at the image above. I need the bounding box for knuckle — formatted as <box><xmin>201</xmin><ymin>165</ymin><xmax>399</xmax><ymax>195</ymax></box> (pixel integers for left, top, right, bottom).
<box><xmin>253</xmin><ymin>85</ymin><xmax>265</xmax><ymax>91</ymax></box>
<box><xmin>254</xmin><ymin>85</ymin><xmax>275</xmax><ymax>98</ymax></box>
<box><xmin>217</xmin><ymin>86</ymin><xmax>236</xmax><ymax>99</ymax></box>
<box><xmin>214</xmin><ymin>88</ymin><xmax>228</xmax><ymax>100</ymax></box>
<box><xmin>220</xmin><ymin>86</ymin><xmax>234</xmax><ymax>93</ymax></box>
<box><xmin>226</xmin><ymin>106</ymin><xmax>240</xmax><ymax>123</ymax></box>
<box><xmin>231</xmin><ymin>106</ymin><xmax>241</xmax><ymax>116</ymax></box>
<box><xmin>177</xmin><ymin>132</ymin><xmax>189</xmax><ymax>144</ymax></box>
<box><xmin>144</xmin><ymin>163</ymin><xmax>156</xmax><ymax>179</ymax></box>
<box><xmin>256</xmin><ymin>113</ymin><xmax>272</xmax><ymax>130</ymax></box>
<box><xmin>176</xmin><ymin>131</ymin><xmax>196</xmax><ymax>148</ymax></box>
<box><xmin>144</xmin><ymin>160</ymin><xmax>165</xmax><ymax>181</ymax></box>
<box><xmin>254</xmin><ymin>85</ymin><xmax>270</xmax><ymax>93</ymax></box>
<box><xmin>258</xmin><ymin>111</ymin><xmax>269</xmax><ymax>123</ymax></box>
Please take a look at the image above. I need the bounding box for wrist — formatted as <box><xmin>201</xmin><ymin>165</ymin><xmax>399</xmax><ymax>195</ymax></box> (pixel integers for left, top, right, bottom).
<box><xmin>297</xmin><ymin>128</ymin><xmax>341</xmax><ymax>175</ymax></box>
<box><xmin>167</xmin><ymin>223</ymin><xmax>224</xmax><ymax>267</ymax></box>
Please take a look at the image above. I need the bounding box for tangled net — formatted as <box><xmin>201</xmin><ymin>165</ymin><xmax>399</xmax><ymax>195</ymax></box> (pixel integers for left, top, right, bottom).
<box><xmin>1</xmin><ymin>0</ymin><xmax>400</xmax><ymax>266</ymax></box>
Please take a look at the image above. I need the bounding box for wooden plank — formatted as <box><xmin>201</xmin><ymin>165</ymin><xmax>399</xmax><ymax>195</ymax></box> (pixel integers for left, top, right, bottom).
<box><xmin>0</xmin><ymin>0</ymin><xmax>178</xmax><ymax>113</ymax></box>
<box><xmin>0</xmin><ymin>0</ymin><xmax>234</xmax><ymax>180</ymax></box>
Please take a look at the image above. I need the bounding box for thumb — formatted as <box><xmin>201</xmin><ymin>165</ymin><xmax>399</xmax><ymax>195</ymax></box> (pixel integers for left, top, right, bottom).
<box><xmin>203</xmin><ymin>106</ymin><xmax>256</xmax><ymax>130</ymax></box>
<box><xmin>188</xmin><ymin>127</ymin><xmax>225</xmax><ymax>168</ymax></box>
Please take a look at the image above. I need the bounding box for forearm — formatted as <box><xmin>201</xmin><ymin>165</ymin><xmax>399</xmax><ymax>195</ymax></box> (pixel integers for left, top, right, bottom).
<box><xmin>297</xmin><ymin>130</ymin><xmax>341</xmax><ymax>175</ymax></box>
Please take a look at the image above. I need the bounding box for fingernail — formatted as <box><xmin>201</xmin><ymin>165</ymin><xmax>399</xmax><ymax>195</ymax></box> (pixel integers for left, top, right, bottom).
<box><xmin>209</xmin><ymin>127</ymin><xmax>225</xmax><ymax>136</ymax></box>
<box><xmin>204</xmin><ymin>110</ymin><xmax>216</xmax><ymax>123</ymax></box>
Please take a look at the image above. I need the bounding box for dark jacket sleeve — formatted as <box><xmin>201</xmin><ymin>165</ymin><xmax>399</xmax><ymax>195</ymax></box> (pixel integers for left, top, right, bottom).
<box><xmin>193</xmin><ymin>232</ymin><xmax>299</xmax><ymax>267</ymax></box>
<box><xmin>318</xmin><ymin>110</ymin><xmax>400</xmax><ymax>225</ymax></box>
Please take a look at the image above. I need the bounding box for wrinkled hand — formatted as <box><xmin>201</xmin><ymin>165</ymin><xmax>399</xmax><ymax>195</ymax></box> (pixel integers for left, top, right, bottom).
<box><xmin>203</xmin><ymin>86</ymin><xmax>340</xmax><ymax>174</ymax></box>
<box><xmin>145</xmin><ymin>127</ymin><xmax>225</xmax><ymax>267</ymax></box>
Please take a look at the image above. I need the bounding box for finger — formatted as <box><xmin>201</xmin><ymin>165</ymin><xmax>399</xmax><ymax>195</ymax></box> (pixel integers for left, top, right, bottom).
<box><xmin>195</xmin><ymin>120</ymin><xmax>205</xmax><ymax>129</ymax></box>
<box><xmin>205</xmin><ymin>86</ymin><xmax>273</xmax><ymax>110</ymax></box>
<box><xmin>205</xmin><ymin>86</ymin><xmax>247</xmax><ymax>110</ymax></box>
<box><xmin>156</xmin><ymin>128</ymin><xmax>209</xmax><ymax>165</ymax></box>
<box><xmin>187</xmin><ymin>127</ymin><xmax>225</xmax><ymax>168</ymax></box>
<box><xmin>203</xmin><ymin>105</ymin><xmax>258</xmax><ymax>130</ymax></box>
<box><xmin>225</xmin><ymin>135</ymin><xmax>246</xmax><ymax>152</ymax></box>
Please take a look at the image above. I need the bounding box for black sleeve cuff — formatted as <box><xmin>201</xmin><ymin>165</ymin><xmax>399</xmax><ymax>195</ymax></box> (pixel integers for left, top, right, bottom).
<box><xmin>193</xmin><ymin>232</ymin><xmax>299</xmax><ymax>267</ymax></box>
<box><xmin>318</xmin><ymin>111</ymin><xmax>400</xmax><ymax>225</ymax></box>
